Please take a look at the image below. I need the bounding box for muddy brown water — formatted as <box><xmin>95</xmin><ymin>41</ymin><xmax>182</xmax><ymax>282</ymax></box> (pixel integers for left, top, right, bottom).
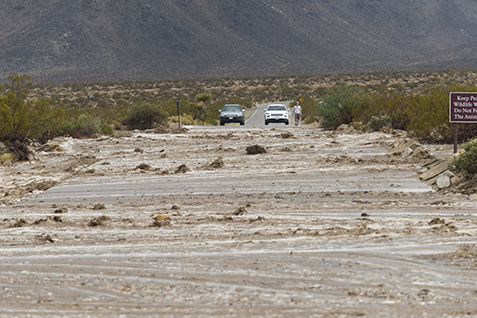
<box><xmin>1</xmin><ymin>127</ymin><xmax>476</xmax><ymax>317</ymax></box>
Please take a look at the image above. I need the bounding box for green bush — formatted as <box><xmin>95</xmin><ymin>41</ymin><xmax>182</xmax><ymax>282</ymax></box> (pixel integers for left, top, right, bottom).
<box><xmin>366</xmin><ymin>115</ymin><xmax>391</xmax><ymax>131</ymax></box>
<box><xmin>352</xmin><ymin>88</ymin><xmax>411</xmax><ymax>131</ymax></box>
<box><xmin>353</xmin><ymin>83</ymin><xmax>477</xmax><ymax>143</ymax></box>
<box><xmin>101</xmin><ymin>124</ymin><xmax>113</xmax><ymax>135</ymax></box>
<box><xmin>449</xmin><ymin>138</ymin><xmax>477</xmax><ymax>177</ymax></box>
<box><xmin>56</xmin><ymin>114</ymin><xmax>101</xmax><ymax>137</ymax></box>
<box><xmin>75</xmin><ymin>114</ymin><xmax>101</xmax><ymax>136</ymax></box>
<box><xmin>406</xmin><ymin>86</ymin><xmax>452</xmax><ymax>142</ymax></box>
<box><xmin>122</xmin><ymin>102</ymin><xmax>167</xmax><ymax>130</ymax></box>
<box><xmin>0</xmin><ymin>73</ymin><xmax>65</xmax><ymax>144</ymax></box>
<box><xmin>318</xmin><ymin>84</ymin><xmax>362</xmax><ymax>129</ymax></box>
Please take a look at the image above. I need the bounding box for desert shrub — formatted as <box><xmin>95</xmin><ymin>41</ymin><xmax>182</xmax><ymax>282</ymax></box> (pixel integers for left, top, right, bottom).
<box><xmin>353</xmin><ymin>83</ymin><xmax>476</xmax><ymax>143</ymax></box>
<box><xmin>55</xmin><ymin>120</ymin><xmax>73</xmax><ymax>136</ymax></box>
<box><xmin>318</xmin><ymin>84</ymin><xmax>362</xmax><ymax>129</ymax></box>
<box><xmin>252</xmin><ymin>88</ymin><xmax>267</xmax><ymax>101</ymax></box>
<box><xmin>196</xmin><ymin>93</ymin><xmax>211</xmax><ymax>107</ymax></box>
<box><xmin>366</xmin><ymin>115</ymin><xmax>391</xmax><ymax>131</ymax></box>
<box><xmin>75</xmin><ymin>114</ymin><xmax>101</xmax><ymax>136</ymax></box>
<box><xmin>406</xmin><ymin>86</ymin><xmax>451</xmax><ymax>142</ymax></box>
<box><xmin>122</xmin><ymin>101</ymin><xmax>167</xmax><ymax>130</ymax></box>
<box><xmin>101</xmin><ymin>124</ymin><xmax>113</xmax><ymax>135</ymax></box>
<box><xmin>354</xmin><ymin>83</ymin><xmax>477</xmax><ymax>143</ymax></box>
<box><xmin>314</xmin><ymin>87</ymin><xmax>330</xmax><ymax>98</ymax></box>
<box><xmin>407</xmin><ymin>84</ymin><xmax>477</xmax><ymax>143</ymax></box>
<box><xmin>0</xmin><ymin>73</ymin><xmax>65</xmax><ymax>148</ymax></box>
<box><xmin>56</xmin><ymin>114</ymin><xmax>101</xmax><ymax>137</ymax></box>
<box><xmin>449</xmin><ymin>137</ymin><xmax>477</xmax><ymax>177</ymax></box>
<box><xmin>352</xmin><ymin>88</ymin><xmax>411</xmax><ymax>131</ymax></box>
<box><xmin>169</xmin><ymin>114</ymin><xmax>196</xmax><ymax>125</ymax></box>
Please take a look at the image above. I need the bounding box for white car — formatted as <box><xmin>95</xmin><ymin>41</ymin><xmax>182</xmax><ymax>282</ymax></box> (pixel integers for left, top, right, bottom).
<box><xmin>264</xmin><ymin>104</ymin><xmax>289</xmax><ymax>125</ymax></box>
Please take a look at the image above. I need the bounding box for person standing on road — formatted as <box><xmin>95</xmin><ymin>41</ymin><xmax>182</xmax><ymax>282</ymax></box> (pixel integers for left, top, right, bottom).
<box><xmin>293</xmin><ymin>101</ymin><xmax>302</xmax><ymax>126</ymax></box>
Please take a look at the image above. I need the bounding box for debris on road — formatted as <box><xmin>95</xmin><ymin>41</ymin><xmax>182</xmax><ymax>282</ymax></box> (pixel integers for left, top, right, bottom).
<box><xmin>88</xmin><ymin>215</ymin><xmax>111</xmax><ymax>227</ymax></box>
<box><xmin>175</xmin><ymin>164</ymin><xmax>190</xmax><ymax>173</ymax></box>
<box><xmin>246</xmin><ymin>144</ymin><xmax>266</xmax><ymax>154</ymax></box>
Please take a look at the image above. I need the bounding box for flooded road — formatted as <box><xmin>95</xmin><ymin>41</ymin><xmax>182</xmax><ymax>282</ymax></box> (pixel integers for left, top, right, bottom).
<box><xmin>0</xmin><ymin>126</ymin><xmax>476</xmax><ymax>317</ymax></box>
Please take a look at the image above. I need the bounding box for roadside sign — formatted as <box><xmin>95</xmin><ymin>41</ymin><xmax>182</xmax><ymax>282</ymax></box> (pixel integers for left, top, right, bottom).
<box><xmin>449</xmin><ymin>92</ymin><xmax>477</xmax><ymax>123</ymax></box>
<box><xmin>176</xmin><ymin>101</ymin><xmax>181</xmax><ymax>129</ymax></box>
<box><xmin>449</xmin><ymin>92</ymin><xmax>477</xmax><ymax>153</ymax></box>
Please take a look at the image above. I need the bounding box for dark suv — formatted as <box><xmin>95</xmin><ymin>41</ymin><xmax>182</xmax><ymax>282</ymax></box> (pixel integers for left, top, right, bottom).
<box><xmin>219</xmin><ymin>104</ymin><xmax>245</xmax><ymax>125</ymax></box>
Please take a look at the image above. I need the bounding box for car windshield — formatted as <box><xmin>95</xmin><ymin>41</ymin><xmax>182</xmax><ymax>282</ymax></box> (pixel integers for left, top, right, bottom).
<box><xmin>268</xmin><ymin>105</ymin><xmax>286</xmax><ymax>111</ymax></box>
<box><xmin>223</xmin><ymin>105</ymin><xmax>242</xmax><ymax>112</ymax></box>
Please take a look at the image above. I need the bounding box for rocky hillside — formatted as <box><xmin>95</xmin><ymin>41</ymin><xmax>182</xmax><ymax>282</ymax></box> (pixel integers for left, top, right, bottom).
<box><xmin>1</xmin><ymin>0</ymin><xmax>477</xmax><ymax>83</ymax></box>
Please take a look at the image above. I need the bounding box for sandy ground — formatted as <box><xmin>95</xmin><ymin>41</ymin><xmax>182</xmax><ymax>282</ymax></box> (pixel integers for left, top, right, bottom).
<box><xmin>0</xmin><ymin>126</ymin><xmax>476</xmax><ymax>318</ymax></box>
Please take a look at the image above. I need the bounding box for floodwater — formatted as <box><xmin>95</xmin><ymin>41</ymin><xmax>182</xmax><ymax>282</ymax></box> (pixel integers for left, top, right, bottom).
<box><xmin>0</xmin><ymin>126</ymin><xmax>476</xmax><ymax>317</ymax></box>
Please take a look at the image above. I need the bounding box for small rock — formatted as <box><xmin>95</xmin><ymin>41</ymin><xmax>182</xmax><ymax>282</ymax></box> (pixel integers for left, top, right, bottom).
<box><xmin>205</xmin><ymin>157</ymin><xmax>224</xmax><ymax>169</ymax></box>
<box><xmin>175</xmin><ymin>164</ymin><xmax>190</xmax><ymax>174</ymax></box>
<box><xmin>153</xmin><ymin>215</ymin><xmax>171</xmax><ymax>222</ymax></box>
<box><xmin>33</xmin><ymin>218</ymin><xmax>48</xmax><ymax>225</ymax></box>
<box><xmin>88</xmin><ymin>216</ymin><xmax>111</xmax><ymax>227</ymax></box>
<box><xmin>250</xmin><ymin>216</ymin><xmax>265</xmax><ymax>222</ymax></box>
<box><xmin>135</xmin><ymin>163</ymin><xmax>151</xmax><ymax>170</ymax></box>
<box><xmin>150</xmin><ymin>217</ymin><xmax>171</xmax><ymax>227</ymax></box>
<box><xmin>231</xmin><ymin>207</ymin><xmax>247</xmax><ymax>216</ymax></box>
<box><xmin>436</xmin><ymin>175</ymin><xmax>451</xmax><ymax>189</ymax></box>
<box><xmin>417</xmin><ymin>167</ymin><xmax>428</xmax><ymax>175</ymax></box>
<box><xmin>35</xmin><ymin>180</ymin><xmax>58</xmax><ymax>191</ymax></box>
<box><xmin>10</xmin><ymin>218</ymin><xmax>27</xmax><ymax>228</ymax></box>
<box><xmin>38</xmin><ymin>234</ymin><xmax>54</xmax><ymax>243</ymax></box>
<box><xmin>402</xmin><ymin>147</ymin><xmax>413</xmax><ymax>158</ymax></box>
<box><xmin>281</xmin><ymin>132</ymin><xmax>294</xmax><ymax>139</ymax></box>
<box><xmin>246</xmin><ymin>145</ymin><xmax>266</xmax><ymax>155</ymax></box>
<box><xmin>429</xmin><ymin>218</ymin><xmax>445</xmax><ymax>225</ymax></box>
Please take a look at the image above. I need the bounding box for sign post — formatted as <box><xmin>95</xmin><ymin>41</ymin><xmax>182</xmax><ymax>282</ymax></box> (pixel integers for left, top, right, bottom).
<box><xmin>449</xmin><ymin>92</ymin><xmax>477</xmax><ymax>153</ymax></box>
<box><xmin>176</xmin><ymin>101</ymin><xmax>181</xmax><ymax>129</ymax></box>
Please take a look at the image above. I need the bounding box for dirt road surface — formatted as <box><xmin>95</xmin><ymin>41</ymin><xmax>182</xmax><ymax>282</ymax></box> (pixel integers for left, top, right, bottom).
<box><xmin>1</xmin><ymin>126</ymin><xmax>476</xmax><ymax>317</ymax></box>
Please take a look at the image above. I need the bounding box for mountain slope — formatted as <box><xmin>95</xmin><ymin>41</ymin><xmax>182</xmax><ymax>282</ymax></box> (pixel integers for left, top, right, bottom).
<box><xmin>1</xmin><ymin>0</ymin><xmax>477</xmax><ymax>83</ymax></box>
